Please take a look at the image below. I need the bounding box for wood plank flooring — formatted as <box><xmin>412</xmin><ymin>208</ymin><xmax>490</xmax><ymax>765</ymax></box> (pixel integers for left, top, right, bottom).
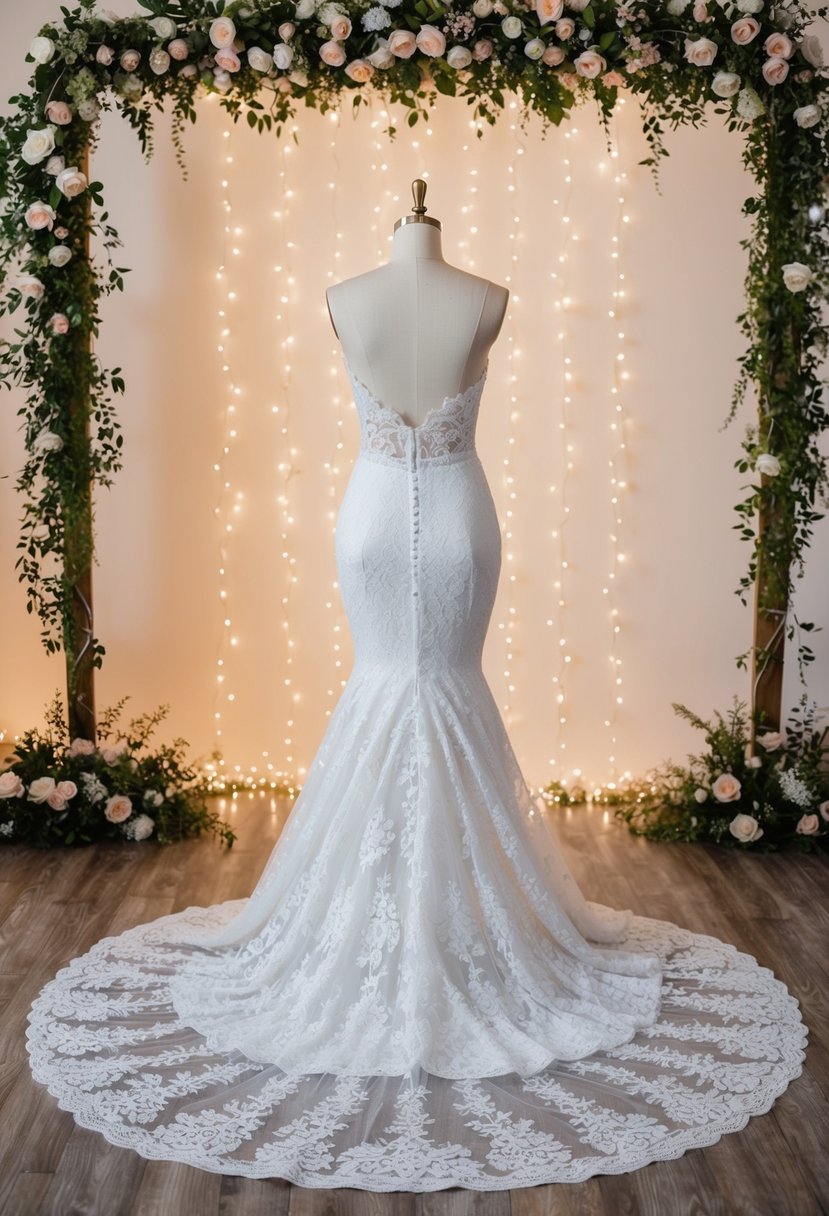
<box><xmin>0</xmin><ymin>796</ymin><xmax>825</xmax><ymax>1216</ymax></box>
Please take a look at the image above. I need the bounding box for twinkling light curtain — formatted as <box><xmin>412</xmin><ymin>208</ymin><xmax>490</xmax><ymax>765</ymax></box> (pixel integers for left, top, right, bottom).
<box><xmin>5</xmin><ymin>86</ymin><xmax>794</xmax><ymax>789</ymax></box>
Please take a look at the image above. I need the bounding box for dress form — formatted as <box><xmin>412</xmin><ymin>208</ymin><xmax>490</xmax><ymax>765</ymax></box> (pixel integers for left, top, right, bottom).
<box><xmin>326</xmin><ymin>180</ymin><xmax>509</xmax><ymax>428</ymax></box>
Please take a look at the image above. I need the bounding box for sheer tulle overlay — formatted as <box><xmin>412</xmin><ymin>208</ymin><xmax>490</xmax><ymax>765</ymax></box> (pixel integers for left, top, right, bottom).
<box><xmin>26</xmin><ymin>356</ymin><xmax>806</xmax><ymax>1190</ymax></box>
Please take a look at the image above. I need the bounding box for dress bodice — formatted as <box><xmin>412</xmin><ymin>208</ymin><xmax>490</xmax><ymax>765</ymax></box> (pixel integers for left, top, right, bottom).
<box><xmin>343</xmin><ymin>355</ymin><xmax>488</xmax><ymax>466</ymax></box>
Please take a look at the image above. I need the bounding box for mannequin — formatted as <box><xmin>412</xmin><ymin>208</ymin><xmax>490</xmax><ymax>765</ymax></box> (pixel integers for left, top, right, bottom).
<box><xmin>326</xmin><ymin>179</ymin><xmax>509</xmax><ymax>428</ymax></box>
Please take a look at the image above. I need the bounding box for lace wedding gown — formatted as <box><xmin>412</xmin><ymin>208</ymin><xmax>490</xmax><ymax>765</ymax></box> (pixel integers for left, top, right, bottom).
<box><xmin>26</xmin><ymin>351</ymin><xmax>805</xmax><ymax>1190</ymax></box>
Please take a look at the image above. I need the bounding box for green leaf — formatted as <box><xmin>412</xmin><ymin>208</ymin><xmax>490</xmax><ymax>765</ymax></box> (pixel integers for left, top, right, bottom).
<box><xmin>582</xmin><ymin>5</ymin><xmax>595</xmax><ymax>27</ymax></box>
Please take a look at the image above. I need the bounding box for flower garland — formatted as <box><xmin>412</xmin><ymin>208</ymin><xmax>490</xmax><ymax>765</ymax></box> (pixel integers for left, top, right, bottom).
<box><xmin>0</xmin><ymin>694</ymin><xmax>236</xmax><ymax>847</ymax></box>
<box><xmin>0</xmin><ymin>0</ymin><xmax>827</xmax><ymax>747</ymax></box>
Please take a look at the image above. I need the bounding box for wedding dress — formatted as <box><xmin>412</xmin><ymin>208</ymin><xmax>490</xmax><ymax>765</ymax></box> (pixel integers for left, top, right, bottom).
<box><xmin>26</xmin><ymin>350</ymin><xmax>805</xmax><ymax>1190</ymax></box>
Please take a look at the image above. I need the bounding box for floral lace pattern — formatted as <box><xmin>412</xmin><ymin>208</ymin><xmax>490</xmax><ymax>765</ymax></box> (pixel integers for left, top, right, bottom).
<box><xmin>26</xmin><ymin>350</ymin><xmax>807</xmax><ymax>1188</ymax></box>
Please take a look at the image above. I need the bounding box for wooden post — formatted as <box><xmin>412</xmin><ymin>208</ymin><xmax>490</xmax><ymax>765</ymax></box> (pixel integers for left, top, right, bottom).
<box><xmin>749</xmin><ymin>490</ymin><xmax>787</xmax><ymax>742</ymax></box>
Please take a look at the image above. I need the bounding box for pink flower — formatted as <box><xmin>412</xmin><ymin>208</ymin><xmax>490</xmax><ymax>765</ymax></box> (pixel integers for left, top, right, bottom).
<box><xmin>819</xmin><ymin>800</ymin><xmax>829</xmax><ymax>822</ymax></box>
<box><xmin>99</xmin><ymin>738</ymin><xmax>129</xmax><ymax>765</ymax></box>
<box><xmin>684</xmin><ymin>36</ymin><xmax>718</xmax><ymax>66</ymax></box>
<box><xmin>764</xmin><ymin>31</ymin><xmax>793</xmax><ymax>59</ymax></box>
<box><xmin>388</xmin><ymin>30</ymin><xmax>417</xmax><ymax>58</ymax></box>
<box><xmin>25</xmin><ymin>201</ymin><xmax>56</xmax><ymax>230</ymax></box>
<box><xmin>730</xmin><ymin>17</ymin><xmax>760</xmax><ymax>45</ymax></box>
<box><xmin>603</xmin><ymin>69</ymin><xmax>625</xmax><ymax>86</ymax></box>
<box><xmin>574</xmin><ymin>49</ymin><xmax>607</xmax><ymax>77</ymax></box>
<box><xmin>214</xmin><ymin>47</ymin><xmax>241</xmax><ymax>72</ymax></box>
<box><xmin>45</xmin><ymin>100</ymin><xmax>73</xmax><ymax>126</ymax></box>
<box><xmin>344</xmin><ymin>58</ymin><xmax>374</xmax><ymax>82</ymax></box>
<box><xmin>46</xmin><ymin>782</ymin><xmax>76</xmax><ymax>811</ymax></box>
<box><xmin>279</xmin><ymin>22</ymin><xmax>296</xmax><ymax>40</ymax></box>
<box><xmin>320</xmin><ymin>40</ymin><xmax>347</xmax><ymax>66</ymax></box>
<box><xmin>330</xmin><ymin>14</ymin><xmax>352</xmax><ymax>40</ymax></box>
<box><xmin>472</xmin><ymin>39</ymin><xmax>494</xmax><ymax>60</ymax></box>
<box><xmin>68</xmin><ymin>737</ymin><xmax>95</xmax><ymax>756</ymax></box>
<box><xmin>796</xmin><ymin>813</ymin><xmax>820</xmax><ymax>835</ymax></box>
<box><xmin>105</xmin><ymin>794</ymin><xmax>133</xmax><ymax>824</ymax></box>
<box><xmin>542</xmin><ymin>44</ymin><xmax>565</xmax><ymax>65</ymax></box>
<box><xmin>54</xmin><ymin>225</ymin><xmax>69</xmax><ymax>240</ymax></box>
<box><xmin>712</xmin><ymin>772</ymin><xmax>741</xmax><ymax>803</ymax></box>
<box><xmin>416</xmin><ymin>24</ymin><xmax>447</xmax><ymax>57</ymax></box>
<box><xmin>762</xmin><ymin>55</ymin><xmax>789</xmax><ymax>84</ymax></box>
<box><xmin>27</xmin><ymin>776</ymin><xmax>56</xmax><ymax>803</ymax></box>
<box><xmin>50</xmin><ymin>313</ymin><xmax>70</xmax><ymax>334</ymax></box>
<box><xmin>209</xmin><ymin>17</ymin><xmax>236</xmax><ymax>49</ymax></box>
<box><xmin>168</xmin><ymin>38</ymin><xmax>189</xmax><ymax>61</ymax></box>
<box><xmin>559</xmin><ymin>70</ymin><xmax>580</xmax><ymax>89</ymax></box>
<box><xmin>0</xmin><ymin>772</ymin><xmax>25</xmax><ymax>799</ymax></box>
<box><xmin>120</xmin><ymin>49</ymin><xmax>141</xmax><ymax>71</ymax></box>
<box><xmin>693</xmin><ymin>0</ymin><xmax>710</xmax><ymax>20</ymax></box>
<box><xmin>536</xmin><ymin>0</ymin><xmax>564</xmax><ymax>24</ymax></box>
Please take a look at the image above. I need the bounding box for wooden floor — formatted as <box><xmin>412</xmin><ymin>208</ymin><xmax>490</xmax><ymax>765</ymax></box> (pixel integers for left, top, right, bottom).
<box><xmin>0</xmin><ymin>795</ymin><xmax>826</xmax><ymax>1216</ymax></box>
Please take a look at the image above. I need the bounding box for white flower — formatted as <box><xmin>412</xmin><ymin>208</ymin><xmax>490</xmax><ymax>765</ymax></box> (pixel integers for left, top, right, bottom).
<box><xmin>24</xmin><ymin>201</ymin><xmax>56</xmax><ymax>231</ymax></box>
<box><xmin>729</xmin><ymin>812</ymin><xmax>763</xmax><ymax>842</ymax></box>
<box><xmin>447</xmin><ymin>45</ymin><xmax>474</xmax><ymax>68</ymax></box>
<box><xmin>248</xmin><ymin>46</ymin><xmax>273</xmax><ymax>72</ymax></box>
<box><xmin>736</xmin><ymin>85</ymin><xmax>764</xmax><ymax>121</ymax></box>
<box><xmin>45</xmin><ymin>154</ymin><xmax>65</xmax><ymax>176</ymax></box>
<box><xmin>273</xmin><ymin>43</ymin><xmax>294</xmax><ymax>69</ymax></box>
<box><xmin>754</xmin><ymin>452</ymin><xmax>780</xmax><ymax>477</ymax></box>
<box><xmin>362</xmin><ymin>5</ymin><xmax>391</xmax><ymax>31</ymax></box>
<box><xmin>667</xmin><ymin>0</ymin><xmax>690</xmax><ymax>13</ymax></box>
<box><xmin>17</xmin><ymin>274</ymin><xmax>45</xmax><ymax>300</ymax></box>
<box><xmin>48</xmin><ymin>244</ymin><xmax>73</xmax><ymax>267</ymax></box>
<box><xmin>123</xmin><ymin>813</ymin><xmax>155</xmax><ymax>841</ymax></box>
<box><xmin>34</xmin><ymin>429</ymin><xmax>64</xmax><ymax>453</ymax></box>
<box><xmin>144</xmin><ymin>789</ymin><xmax>164</xmax><ymax>807</ymax></box>
<box><xmin>575</xmin><ymin>49</ymin><xmax>607</xmax><ymax>77</ymax></box>
<box><xmin>524</xmin><ymin>38</ymin><xmax>546</xmax><ymax>59</ymax></box>
<box><xmin>782</xmin><ymin>262</ymin><xmax>812</xmax><ymax>293</ymax></box>
<box><xmin>779</xmin><ymin>766</ymin><xmax>813</xmax><ymax>809</ymax></box>
<box><xmin>473</xmin><ymin>0</ymin><xmax>493</xmax><ymax>13</ymax></box>
<box><xmin>56</xmin><ymin>166</ymin><xmax>88</xmax><ymax>198</ymax></box>
<box><xmin>693</xmin><ymin>786</ymin><xmax>708</xmax><ymax>803</ymax></box>
<box><xmin>95</xmin><ymin>9</ymin><xmax>119</xmax><ymax>25</ymax></box>
<box><xmin>736</xmin><ymin>0</ymin><xmax>762</xmax><ymax>10</ymax></box>
<box><xmin>21</xmin><ymin>126</ymin><xmax>57</xmax><ymax>165</ymax></box>
<box><xmin>501</xmin><ymin>15</ymin><xmax>523</xmax><ymax>36</ymax></box>
<box><xmin>27</xmin><ymin>776</ymin><xmax>56</xmax><ymax>803</ymax></box>
<box><xmin>799</xmin><ymin>34</ymin><xmax>824</xmax><ymax>68</ymax></box>
<box><xmin>748</xmin><ymin>755</ymin><xmax>762</xmax><ymax>768</ymax></box>
<box><xmin>150</xmin><ymin>16</ymin><xmax>177</xmax><ymax>39</ymax></box>
<box><xmin>794</xmin><ymin>104</ymin><xmax>820</xmax><ymax>129</ymax></box>
<box><xmin>367</xmin><ymin>41</ymin><xmax>396</xmax><ymax>68</ymax></box>
<box><xmin>209</xmin><ymin>17</ymin><xmax>237</xmax><ymax>49</ymax></box>
<box><xmin>78</xmin><ymin>98</ymin><xmax>101</xmax><ymax>122</ymax></box>
<box><xmin>295</xmin><ymin>0</ymin><xmax>316</xmax><ymax>17</ymax></box>
<box><xmin>712</xmin><ymin>70</ymin><xmax>740</xmax><ymax>97</ymax></box>
<box><xmin>30</xmin><ymin>36</ymin><xmax>56</xmax><ymax>64</ymax></box>
<box><xmin>684</xmin><ymin>36</ymin><xmax>718</xmax><ymax>66</ymax></box>
<box><xmin>149</xmin><ymin>48</ymin><xmax>171</xmax><ymax>75</ymax></box>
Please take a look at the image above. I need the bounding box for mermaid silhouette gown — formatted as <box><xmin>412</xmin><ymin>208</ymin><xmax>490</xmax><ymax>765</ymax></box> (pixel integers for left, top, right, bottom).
<box><xmin>26</xmin><ymin>348</ymin><xmax>805</xmax><ymax>1189</ymax></box>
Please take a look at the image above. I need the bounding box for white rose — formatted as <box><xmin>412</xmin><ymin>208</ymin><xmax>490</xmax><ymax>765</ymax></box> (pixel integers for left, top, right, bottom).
<box><xmin>799</xmin><ymin>34</ymin><xmax>824</xmax><ymax>68</ymax></box>
<box><xmin>693</xmin><ymin>787</ymin><xmax>708</xmax><ymax>803</ymax></box>
<box><xmin>48</xmin><ymin>244</ymin><xmax>73</xmax><ymax>267</ymax></box>
<box><xmin>78</xmin><ymin>98</ymin><xmax>101</xmax><ymax>122</ymax></box>
<box><xmin>288</xmin><ymin>66</ymin><xmax>309</xmax><ymax>85</ymax></box>
<box><xmin>524</xmin><ymin>38</ymin><xmax>546</xmax><ymax>59</ymax></box>
<box><xmin>209</xmin><ymin>17</ymin><xmax>237</xmax><ymax>48</ymax></box>
<box><xmin>30</xmin><ymin>36</ymin><xmax>56</xmax><ymax>64</ymax></box>
<box><xmin>755</xmin><ymin>452</ymin><xmax>780</xmax><ymax>476</ymax></box>
<box><xmin>473</xmin><ymin>0</ymin><xmax>493</xmax><ymax>13</ymax></box>
<box><xmin>28</xmin><ymin>776</ymin><xmax>56</xmax><ymax>802</ymax></box>
<box><xmin>56</xmin><ymin>166</ymin><xmax>88</xmax><ymax>198</ymax></box>
<box><xmin>248</xmin><ymin>46</ymin><xmax>273</xmax><ymax>72</ymax></box>
<box><xmin>712</xmin><ymin>70</ymin><xmax>740</xmax><ymax>97</ymax></box>
<box><xmin>96</xmin><ymin>45</ymin><xmax>115</xmax><ymax>65</ymax></box>
<box><xmin>667</xmin><ymin>0</ymin><xmax>690</xmax><ymax>13</ymax></box>
<box><xmin>17</xmin><ymin>275</ymin><xmax>45</xmax><ymax>300</ymax></box>
<box><xmin>501</xmin><ymin>15</ymin><xmax>523</xmax><ymax>36</ymax></box>
<box><xmin>149</xmin><ymin>48</ymin><xmax>171</xmax><ymax>75</ymax></box>
<box><xmin>45</xmin><ymin>154</ymin><xmax>65</xmax><ymax>176</ymax></box>
<box><xmin>575</xmin><ymin>49</ymin><xmax>607</xmax><ymax>77</ymax></box>
<box><xmin>684</xmin><ymin>36</ymin><xmax>718</xmax><ymax>66</ymax></box>
<box><xmin>794</xmin><ymin>104</ymin><xmax>820</xmax><ymax>128</ymax></box>
<box><xmin>21</xmin><ymin>126</ymin><xmax>57</xmax><ymax>165</ymax></box>
<box><xmin>729</xmin><ymin>812</ymin><xmax>763</xmax><ymax>843</ymax></box>
<box><xmin>144</xmin><ymin>789</ymin><xmax>164</xmax><ymax>807</ymax></box>
<box><xmin>295</xmin><ymin>0</ymin><xmax>316</xmax><ymax>17</ymax></box>
<box><xmin>273</xmin><ymin>43</ymin><xmax>294</xmax><ymax>69</ymax></box>
<box><xmin>447</xmin><ymin>45</ymin><xmax>473</xmax><ymax>68</ymax></box>
<box><xmin>150</xmin><ymin>16</ymin><xmax>177</xmax><ymax>39</ymax></box>
<box><xmin>367</xmin><ymin>42</ymin><xmax>396</xmax><ymax>68</ymax></box>
<box><xmin>34</xmin><ymin>429</ymin><xmax>64</xmax><ymax>453</ymax></box>
<box><xmin>782</xmin><ymin>262</ymin><xmax>812</xmax><ymax>292</ymax></box>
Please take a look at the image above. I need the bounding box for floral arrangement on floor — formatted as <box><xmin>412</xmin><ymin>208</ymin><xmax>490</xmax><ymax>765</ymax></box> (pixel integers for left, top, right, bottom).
<box><xmin>607</xmin><ymin>694</ymin><xmax>829</xmax><ymax>851</ymax></box>
<box><xmin>0</xmin><ymin>693</ymin><xmax>236</xmax><ymax>847</ymax></box>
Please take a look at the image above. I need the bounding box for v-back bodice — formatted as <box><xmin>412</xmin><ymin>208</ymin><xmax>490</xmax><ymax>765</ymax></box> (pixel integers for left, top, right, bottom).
<box><xmin>343</xmin><ymin>353</ymin><xmax>489</xmax><ymax>466</ymax></box>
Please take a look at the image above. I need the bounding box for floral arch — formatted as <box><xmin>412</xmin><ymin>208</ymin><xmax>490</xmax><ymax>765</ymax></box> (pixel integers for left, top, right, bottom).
<box><xmin>0</xmin><ymin>0</ymin><xmax>828</xmax><ymax>848</ymax></box>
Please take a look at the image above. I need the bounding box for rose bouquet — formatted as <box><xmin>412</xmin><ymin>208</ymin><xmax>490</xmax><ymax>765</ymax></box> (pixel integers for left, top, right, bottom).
<box><xmin>0</xmin><ymin>693</ymin><xmax>235</xmax><ymax>848</ymax></box>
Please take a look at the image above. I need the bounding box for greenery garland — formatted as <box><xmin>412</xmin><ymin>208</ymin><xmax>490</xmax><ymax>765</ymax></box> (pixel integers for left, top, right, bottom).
<box><xmin>0</xmin><ymin>0</ymin><xmax>827</xmax><ymax>834</ymax></box>
<box><xmin>0</xmin><ymin>693</ymin><xmax>236</xmax><ymax>847</ymax></box>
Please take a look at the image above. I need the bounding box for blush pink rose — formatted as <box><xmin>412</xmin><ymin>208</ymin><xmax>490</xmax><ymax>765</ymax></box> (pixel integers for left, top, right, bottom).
<box><xmin>536</xmin><ymin>0</ymin><xmax>564</xmax><ymax>24</ymax></box>
<box><xmin>214</xmin><ymin>47</ymin><xmax>241</xmax><ymax>72</ymax></box>
<box><xmin>25</xmin><ymin>201</ymin><xmax>56</xmax><ymax>230</ymax></box>
<box><xmin>574</xmin><ymin>49</ymin><xmax>606</xmax><ymax>77</ymax></box>
<box><xmin>762</xmin><ymin>55</ymin><xmax>789</xmax><ymax>83</ymax></box>
<box><xmin>416</xmin><ymin>25</ymin><xmax>447</xmax><ymax>56</ymax></box>
<box><xmin>120</xmin><ymin>49</ymin><xmax>141</xmax><ymax>71</ymax></box>
<box><xmin>54</xmin><ymin>225</ymin><xmax>69</xmax><ymax>239</ymax></box>
<box><xmin>731</xmin><ymin>17</ymin><xmax>760</xmax><ymax>44</ymax></box>
<box><xmin>555</xmin><ymin>17</ymin><xmax>575</xmax><ymax>37</ymax></box>
<box><xmin>693</xmin><ymin>0</ymin><xmax>710</xmax><ymax>19</ymax></box>
<box><xmin>559</xmin><ymin>70</ymin><xmax>580</xmax><ymax>89</ymax></box>
<box><xmin>45</xmin><ymin>100</ymin><xmax>73</xmax><ymax>126</ymax></box>
<box><xmin>320</xmin><ymin>40</ymin><xmax>347</xmax><ymax>66</ymax></box>
<box><xmin>472</xmin><ymin>38</ymin><xmax>494</xmax><ymax>60</ymax></box>
<box><xmin>603</xmin><ymin>69</ymin><xmax>625</xmax><ymax>86</ymax></box>
<box><xmin>46</xmin><ymin>781</ymin><xmax>77</xmax><ymax>811</ymax></box>
<box><xmin>764</xmin><ymin>31</ymin><xmax>793</xmax><ymax>58</ymax></box>
<box><xmin>28</xmin><ymin>776</ymin><xmax>56</xmax><ymax>803</ymax></box>
<box><xmin>0</xmin><ymin>772</ymin><xmax>25</xmax><ymax>799</ymax></box>
<box><xmin>712</xmin><ymin>772</ymin><xmax>742</xmax><ymax>803</ymax></box>
<box><xmin>279</xmin><ymin>22</ymin><xmax>296</xmax><ymax>40</ymax></box>
<box><xmin>168</xmin><ymin>38</ymin><xmax>190</xmax><ymax>60</ymax></box>
<box><xmin>104</xmin><ymin>794</ymin><xmax>133</xmax><ymax>824</ymax></box>
<box><xmin>684</xmin><ymin>36</ymin><xmax>718</xmax><ymax>66</ymax></box>
<box><xmin>344</xmin><ymin>58</ymin><xmax>374</xmax><ymax>82</ymax></box>
<box><xmin>796</xmin><ymin>813</ymin><xmax>820</xmax><ymax>835</ymax></box>
<box><xmin>386</xmin><ymin>29</ymin><xmax>417</xmax><ymax>58</ymax></box>
<box><xmin>330</xmin><ymin>14</ymin><xmax>352</xmax><ymax>40</ymax></box>
<box><xmin>542</xmin><ymin>44</ymin><xmax>565</xmax><ymax>65</ymax></box>
<box><xmin>819</xmin><ymin>800</ymin><xmax>829</xmax><ymax>822</ymax></box>
<box><xmin>68</xmin><ymin>737</ymin><xmax>95</xmax><ymax>756</ymax></box>
<box><xmin>50</xmin><ymin>313</ymin><xmax>70</xmax><ymax>334</ymax></box>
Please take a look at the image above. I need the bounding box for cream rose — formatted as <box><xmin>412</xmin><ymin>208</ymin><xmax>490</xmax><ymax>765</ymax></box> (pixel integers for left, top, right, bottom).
<box><xmin>45</xmin><ymin>100</ymin><xmax>73</xmax><ymax>126</ymax></box>
<box><xmin>542</xmin><ymin>44</ymin><xmax>565</xmax><ymax>65</ymax></box>
<box><xmin>764</xmin><ymin>31</ymin><xmax>793</xmax><ymax>59</ymax></box>
<box><xmin>50</xmin><ymin>313</ymin><xmax>70</xmax><ymax>335</ymax></box>
<box><xmin>149</xmin><ymin>48</ymin><xmax>171</xmax><ymax>75</ymax></box>
<box><xmin>712</xmin><ymin>772</ymin><xmax>741</xmax><ymax>802</ymax></box>
<box><xmin>45</xmin><ymin>154</ymin><xmax>65</xmax><ymax>176</ymax></box>
<box><xmin>684</xmin><ymin>36</ymin><xmax>718</xmax><ymax>66</ymax></box>
<box><xmin>448</xmin><ymin>45</ymin><xmax>474</xmax><ymax>68</ymax></box>
<box><xmin>320</xmin><ymin>40</ymin><xmax>347</xmax><ymax>66</ymax></box>
<box><xmin>209</xmin><ymin>17</ymin><xmax>237</xmax><ymax>49</ymax></box>
<box><xmin>25</xmin><ymin>201</ymin><xmax>56</xmax><ymax>231</ymax></box>
<box><xmin>796</xmin><ymin>813</ymin><xmax>820</xmax><ymax>835</ymax></box>
<box><xmin>68</xmin><ymin>736</ymin><xmax>95</xmax><ymax>756</ymax></box>
<box><xmin>536</xmin><ymin>0</ymin><xmax>564</xmax><ymax>24</ymax></box>
<box><xmin>388</xmin><ymin>29</ymin><xmax>417</xmax><ymax>57</ymax></box>
<box><xmin>473</xmin><ymin>39</ymin><xmax>494</xmax><ymax>60</ymax></box>
<box><xmin>120</xmin><ymin>49</ymin><xmax>141</xmax><ymax>71</ymax></box>
<box><xmin>555</xmin><ymin>17</ymin><xmax>576</xmax><ymax>38</ymax></box>
<box><xmin>712</xmin><ymin>70</ymin><xmax>741</xmax><ymax>97</ymax></box>
<box><xmin>295</xmin><ymin>0</ymin><xmax>316</xmax><ymax>17</ymax></box>
<box><xmin>473</xmin><ymin>0</ymin><xmax>493</xmax><ymax>14</ymax></box>
<box><xmin>416</xmin><ymin>24</ymin><xmax>447</xmax><ymax>55</ymax></box>
<box><xmin>736</xmin><ymin>0</ymin><xmax>762</xmax><ymax>10</ymax></box>
<box><xmin>729</xmin><ymin>812</ymin><xmax>763</xmax><ymax>843</ymax></box>
<box><xmin>330</xmin><ymin>14</ymin><xmax>352</xmax><ymax>40</ymax></box>
<box><xmin>150</xmin><ymin>16</ymin><xmax>177</xmax><ymax>39</ymax></box>
<box><xmin>575</xmin><ymin>49</ymin><xmax>607</xmax><ymax>77</ymax></box>
<box><xmin>96</xmin><ymin>45</ymin><xmax>115</xmax><ymax>65</ymax></box>
<box><xmin>21</xmin><ymin>126</ymin><xmax>57</xmax><ymax>165</ymax></box>
<box><xmin>30</xmin><ymin>36</ymin><xmax>56</xmax><ymax>64</ymax></box>
<box><xmin>273</xmin><ymin>44</ymin><xmax>294</xmax><ymax>70</ymax></box>
<box><xmin>693</xmin><ymin>787</ymin><xmax>708</xmax><ymax>803</ymax></box>
<box><xmin>755</xmin><ymin>452</ymin><xmax>780</xmax><ymax>476</ymax></box>
<box><xmin>28</xmin><ymin>776</ymin><xmax>56</xmax><ymax>803</ymax></box>
<box><xmin>501</xmin><ymin>15</ymin><xmax>523</xmax><ymax>37</ymax></box>
<box><xmin>56</xmin><ymin>166</ymin><xmax>88</xmax><ymax>199</ymax></box>
<box><xmin>104</xmin><ymin>794</ymin><xmax>133</xmax><ymax>824</ymax></box>
<box><xmin>215</xmin><ymin>47</ymin><xmax>241</xmax><ymax>72</ymax></box>
<box><xmin>367</xmin><ymin>42</ymin><xmax>395</xmax><ymax>69</ymax></box>
<box><xmin>799</xmin><ymin>34</ymin><xmax>825</xmax><ymax>68</ymax></box>
<box><xmin>279</xmin><ymin>22</ymin><xmax>296</xmax><ymax>40</ymax></box>
<box><xmin>731</xmin><ymin>17</ymin><xmax>760</xmax><ymax>44</ymax></box>
<box><xmin>18</xmin><ymin>275</ymin><xmax>45</xmax><ymax>300</ymax></box>
<box><xmin>34</xmin><ymin>429</ymin><xmax>63</xmax><ymax>452</ymax></box>
<box><xmin>0</xmin><ymin>772</ymin><xmax>24</xmax><ymax>799</ymax></box>
<box><xmin>794</xmin><ymin>104</ymin><xmax>820</xmax><ymax>128</ymax></box>
<box><xmin>344</xmin><ymin>58</ymin><xmax>374</xmax><ymax>82</ymax></box>
<box><xmin>762</xmin><ymin>56</ymin><xmax>789</xmax><ymax>85</ymax></box>
<box><xmin>781</xmin><ymin>262</ymin><xmax>812</xmax><ymax>292</ymax></box>
<box><xmin>524</xmin><ymin>38</ymin><xmax>546</xmax><ymax>60</ymax></box>
<box><xmin>603</xmin><ymin>69</ymin><xmax>625</xmax><ymax>86</ymax></box>
<box><xmin>667</xmin><ymin>0</ymin><xmax>689</xmax><ymax>14</ymax></box>
<box><xmin>247</xmin><ymin>46</ymin><xmax>273</xmax><ymax>72</ymax></box>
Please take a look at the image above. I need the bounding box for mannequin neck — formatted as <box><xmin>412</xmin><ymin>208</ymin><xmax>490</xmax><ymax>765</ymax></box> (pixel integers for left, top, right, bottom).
<box><xmin>389</xmin><ymin>221</ymin><xmax>444</xmax><ymax>262</ymax></box>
